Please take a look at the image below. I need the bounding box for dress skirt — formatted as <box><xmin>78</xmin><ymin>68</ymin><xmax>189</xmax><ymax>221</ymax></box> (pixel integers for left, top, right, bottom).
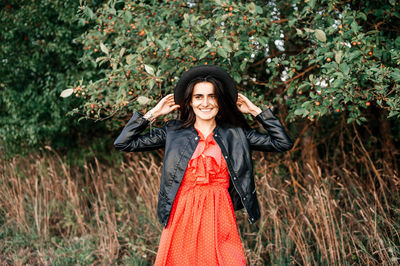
<box><xmin>154</xmin><ymin>131</ymin><xmax>246</xmax><ymax>266</ymax></box>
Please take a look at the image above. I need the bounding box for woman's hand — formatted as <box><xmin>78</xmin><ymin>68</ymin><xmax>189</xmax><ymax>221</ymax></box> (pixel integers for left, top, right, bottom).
<box><xmin>143</xmin><ymin>94</ymin><xmax>180</xmax><ymax>121</ymax></box>
<box><xmin>236</xmin><ymin>93</ymin><xmax>262</xmax><ymax>116</ymax></box>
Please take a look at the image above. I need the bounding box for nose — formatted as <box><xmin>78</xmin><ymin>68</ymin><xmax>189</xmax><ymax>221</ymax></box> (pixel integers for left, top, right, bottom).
<box><xmin>201</xmin><ymin>96</ymin><xmax>209</xmax><ymax>106</ymax></box>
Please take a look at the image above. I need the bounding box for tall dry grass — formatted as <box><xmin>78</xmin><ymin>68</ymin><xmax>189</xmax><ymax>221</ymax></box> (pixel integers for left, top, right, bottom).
<box><xmin>0</xmin><ymin>148</ymin><xmax>163</xmax><ymax>265</ymax></box>
<box><xmin>0</xmin><ymin>141</ymin><xmax>399</xmax><ymax>265</ymax></box>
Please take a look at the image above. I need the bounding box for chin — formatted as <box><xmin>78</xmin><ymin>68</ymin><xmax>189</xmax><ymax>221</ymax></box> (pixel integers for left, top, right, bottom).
<box><xmin>199</xmin><ymin>116</ymin><xmax>217</xmax><ymax>121</ymax></box>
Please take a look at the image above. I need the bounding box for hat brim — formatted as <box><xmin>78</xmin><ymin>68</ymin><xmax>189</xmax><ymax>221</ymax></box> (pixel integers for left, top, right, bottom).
<box><xmin>174</xmin><ymin>65</ymin><xmax>237</xmax><ymax>105</ymax></box>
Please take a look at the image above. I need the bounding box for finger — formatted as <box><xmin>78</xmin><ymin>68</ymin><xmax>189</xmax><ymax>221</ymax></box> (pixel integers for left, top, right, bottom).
<box><xmin>240</xmin><ymin>94</ymin><xmax>251</xmax><ymax>102</ymax></box>
<box><xmin>236</xmin><ymin>98</ymin><xmax>244</xmax><ymax>104</ymax></box>
<box><xmin>166</xmin><ymin>99</ymin><xmax>177</xmax><ymax>106</ymax></box>
<box><xmin>237</xmin><ymin>96</ymin><xmax>247</xmax><ymax>104</ymax></box>
<box><xmin>170</xmin><ymin>104</ymin><xmax>180</xmax><ymax>111</ymax></box>
<box><xmin>166</xmin><ymin>96</ymin><xmax>175</xmax><ymax>101</ymax></box>
<box><xmin>162</xmin><ymin>94</ymin><xmax>174</xmax><ymax>102</ymax></box>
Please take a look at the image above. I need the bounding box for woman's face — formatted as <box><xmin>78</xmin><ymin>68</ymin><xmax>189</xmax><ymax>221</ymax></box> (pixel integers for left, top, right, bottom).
<box><xmin>190</xmin><ymin>81</ymin><xmax>219</xmax><ymax>123</ymax></box>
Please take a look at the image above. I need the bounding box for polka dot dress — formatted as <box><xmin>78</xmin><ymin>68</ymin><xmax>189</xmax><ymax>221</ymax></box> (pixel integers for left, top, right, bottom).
<box><xmin>154</xmin><ymin>130</ymin><xmax>246</xmax><ymax>266</ymax></box>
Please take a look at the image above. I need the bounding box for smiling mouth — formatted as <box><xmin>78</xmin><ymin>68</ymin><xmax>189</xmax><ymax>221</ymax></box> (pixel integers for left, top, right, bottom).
<box><xmin>199</xmin><ymin>108</ymin><xmax>213</xmax><ymax>112</ymax></box>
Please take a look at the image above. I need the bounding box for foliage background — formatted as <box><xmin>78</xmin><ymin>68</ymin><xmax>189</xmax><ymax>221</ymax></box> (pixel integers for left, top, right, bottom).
<box><xmin>0</xmin><ymin>0</ymin><xmax>399</xmax><ymax>265</ymax></box>
<box><xmin>0</xmin><ymin>0</ymin><xmax>112</xmax><ymax>161</ymax></box>
<box><xmin>70</xmin><ymin>0</ymin><xmax>400</xmax><ymax>123</ymax></box>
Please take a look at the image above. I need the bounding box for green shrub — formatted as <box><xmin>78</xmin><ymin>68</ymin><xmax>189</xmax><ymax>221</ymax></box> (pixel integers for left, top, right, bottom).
<box><xmin>0</xmin><ymin>0</ymin><xmax>108</xmax><ymax>156</ymax></box>
<box><xmin>67</xmin><ymin>0</ymin><xmax>399</xmax><ymax>125</ymax></box>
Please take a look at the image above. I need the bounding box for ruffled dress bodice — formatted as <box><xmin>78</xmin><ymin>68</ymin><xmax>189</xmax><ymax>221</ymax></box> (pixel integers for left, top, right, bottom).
<box><xmin>180</xmin><ymin>130</ymin><xmax>230</xmax><ymax>191</ymax></box>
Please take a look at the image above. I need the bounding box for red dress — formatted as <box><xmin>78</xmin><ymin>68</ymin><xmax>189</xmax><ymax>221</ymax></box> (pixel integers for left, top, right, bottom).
<box><xmin>154</xmin><ymin>130</ymin><xmax>246</xmax><ymax>266</ymax></box>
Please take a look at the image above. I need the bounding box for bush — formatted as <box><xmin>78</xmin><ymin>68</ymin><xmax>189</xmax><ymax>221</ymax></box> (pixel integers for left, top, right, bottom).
<box><xmin>67</xmin><ymin>0</ymin><xmax>400</xmax><ymax>125</ymax></box>
<box><xmin>0</xmin><ymin>0</ymin><xmax>108</xmax><ymax>156</ymax></box>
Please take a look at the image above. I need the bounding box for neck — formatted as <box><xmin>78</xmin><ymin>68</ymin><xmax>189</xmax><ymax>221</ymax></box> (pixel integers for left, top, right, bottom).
<box><xmin>194</xmin><ymin>119</ymin><xmax>216</xmax><ymax>137</ymax></box>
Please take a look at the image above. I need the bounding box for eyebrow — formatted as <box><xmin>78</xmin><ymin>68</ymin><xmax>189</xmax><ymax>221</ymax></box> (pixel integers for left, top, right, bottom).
<box><xmin>193</xmin><ymin>93</ymin><xmax>216</xmax><ymax>96</ymax></box>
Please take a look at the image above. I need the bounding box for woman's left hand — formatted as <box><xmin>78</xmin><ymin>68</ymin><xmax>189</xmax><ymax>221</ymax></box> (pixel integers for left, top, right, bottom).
<box><xmin>236</xmin><ymin>93</ymin><xmax>263</xmax><ymax>116</ymax></box>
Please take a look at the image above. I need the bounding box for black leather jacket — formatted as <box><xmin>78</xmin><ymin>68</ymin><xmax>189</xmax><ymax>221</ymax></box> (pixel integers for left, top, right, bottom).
<box><xmin>114</xmin><ymin>109</ymin><xmax>293</xmax><ymax>226</ymax></box>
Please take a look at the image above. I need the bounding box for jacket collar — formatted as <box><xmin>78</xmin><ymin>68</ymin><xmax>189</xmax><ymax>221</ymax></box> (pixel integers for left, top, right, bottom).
<box><xmin>189</xmin><ymin>123</ymin><xmax>221</xmax><ymax>136</ymax></box>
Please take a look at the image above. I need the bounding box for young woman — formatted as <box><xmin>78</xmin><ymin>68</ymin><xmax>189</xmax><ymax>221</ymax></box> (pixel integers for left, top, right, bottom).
<box><xmin>114</xmin><ymin>65</ymin><xmax>293</xmax><ymax>265</ymax></box>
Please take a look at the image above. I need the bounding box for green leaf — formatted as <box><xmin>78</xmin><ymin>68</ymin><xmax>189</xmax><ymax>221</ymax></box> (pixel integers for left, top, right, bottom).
<box><xmin>294</xmin><ymin>108</ymin><xmax>303</xmax><ymax>116</ymax></box>
<box><xmin>199</xmin><ymin>48</ymin><xmax>210</xmax><ymax>60</ymax></box>
<box><xmin>183</xmin><ymin>13</ymin><xmax>189</xmax><ymax>24</ymax></box>
<box><xmin>307</xmin><ymin>0</ymin><xmax>316</xmax><ymax>9</ymax></box>
<box><xmin>358</xmin><ymin>12</ymin><xmax>367</xmax><ymax>21</ymax></box>
<box><xmin>155</xmin><ymin>39</ymin><xmax>166</xmax><ymax>50</ymax></box>
<box><xmin>137</xmin><ymin>96</ymin><xmax>151</xmax><ymax>106</ymax></box>
<box><xmin>78</xmin><ymin>18</ymin><xmax>86</xmax><ymax>27</ymax></box>
<box><xmin>351</xmin><ymin>21</ymin><xmax>359</xmax><ymax>34</ymax></box>
<box><xmin>294</xmin><ymin>108</ymin><xmax>308</xmax><ymax>116</ymax></box>
<box><xmin>95</xmin><ymin>56</ymin><xmax>108</xmax><ymax>63</ymax></box>
<box><xmin>339</xmin><ymin>62</ymin><xmax>350</xmax><ymax>75</ymax></box>
<box><xmin>233</xmin><ymin>73</ymin><xmax>242</xmax><ymax>83</ymax></box>
<box><xmin>60</xmin><ymin>88</ymin><xmax>74</xmax><ymax>98</ymax></box>
<box><xmin>222</xmin><ymin>40</ymin><xmax>232</xmax><ymax>53</ymax></box>
<box><xmin>247</xmin><ymin>3</ymin><xmax>256</xmax><ymax>14</ymax></box>
<box><xmin>233</xmin><ymin>42</ymin><xmax>239</xmax><ymax>51</ymax></box>
<box><xmin>394</xmin><ymin>36</ymin><xmax>400</xmax><ymax>48</ymax></box>
<box><xmin>124</xmin><ymin>11</ymin><xmax>132</xmax><ymax>23</ymax></box>
<box><xmin>126</xmin><ymin>54</ymin><xmax>134</xmax><ymax>65</ymax></box>
<box><xmin>240</xmin><ymin>60</ymin><xmax>247</xmax><ymax>71</ymax></box>
<box><xmin>119</xmin><ymin>47</ymin><xmax>126</xmax><ymax>57</ymax></box>
<box><xmin>287</xmin><ymin>85</ymin><xmax>295</xmax><ymax>96</ymax></box>
<box><xmin>255</xmin><ymin>5</ymin><xmax>263</xmax><ymax>14</ymax></box>
<box><xmin>335</xmin><ymin>50</ymin><xmax>343</xmax><ymax>65</ymax></box>
<box><xmin>84</xmin><ymin>7</ymin><xmax>94</xmax><ymax>20</ymax></box>
<box><xmin>217</xmin><ymin>47</ymin><xmax>228</xmax><ymax>58</ymax></box>
<box><xmin>390</xmin><ymin>69</ymin><xmax>400</xmax><ymax>82</ymax></box>
<box><xmin>388</xmin><ymin>110</ymin><xmax>399</xmax><ymax>118</ymax></box>
<box><xmin>348</xmin><ymin>50</ymin><xmax>362</xmax><ymax>61</ymax></box>
<box><xmin>314</xmin><ymin>29</ymin><xmax>326</xmax><ymax>42</ymax></box>
<box><xmin>332</xmin><ymin>78</ymin><xmax>344</xmax><ymax>89</ymax></box>
<box><xmin>144</xmin><ymin>64</ymin><xmax>155</xmax><ymax>76</ymax></box>
<box><xmin>100</xmin><ymin>42</ymin><xmax>109</xmax><ymax>55</ymax></box>
<box><xmin>147</xmin><ymin>79</ymin><xmax>155</xmax><ymax>89</ymax></box>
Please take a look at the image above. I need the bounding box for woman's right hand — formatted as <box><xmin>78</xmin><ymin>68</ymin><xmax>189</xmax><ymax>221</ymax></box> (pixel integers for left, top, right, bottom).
<box><xmin>144</xmin><ymin>94</ymin><xmax>180</xmax><ymax>121</ymax></box>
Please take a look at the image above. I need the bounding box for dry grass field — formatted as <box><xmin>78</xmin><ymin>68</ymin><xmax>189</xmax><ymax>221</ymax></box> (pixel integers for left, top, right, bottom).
<box><xmin>0</xmin><ymin>142</ymin><xmax>399</xmax><ymax>265</ymax></box>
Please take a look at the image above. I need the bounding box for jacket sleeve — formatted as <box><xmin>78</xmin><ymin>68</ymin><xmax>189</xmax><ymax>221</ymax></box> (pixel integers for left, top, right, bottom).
<box><xmin>114</xmin><ymin>111</ymin><xmax>166</xmax><ymax>152</ymax></box>
<box><xmin>244</xmin><ymin>109</ymin><xmax>293</xmax><ymax>152</ymax></box>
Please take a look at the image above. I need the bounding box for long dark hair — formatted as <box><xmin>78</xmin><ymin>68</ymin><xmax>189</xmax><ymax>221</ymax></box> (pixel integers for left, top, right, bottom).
<box><xmin>180</xmin><ymin>76</ymin><xmax>250</xmax><ymax>129</ymax></box>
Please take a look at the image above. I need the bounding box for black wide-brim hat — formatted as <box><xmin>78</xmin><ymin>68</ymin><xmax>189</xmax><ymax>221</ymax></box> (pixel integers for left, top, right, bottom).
<box><xmin>174</xmin><ymin>65</ymin><xmax>237</xmax><ymax>105</ymax></box>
